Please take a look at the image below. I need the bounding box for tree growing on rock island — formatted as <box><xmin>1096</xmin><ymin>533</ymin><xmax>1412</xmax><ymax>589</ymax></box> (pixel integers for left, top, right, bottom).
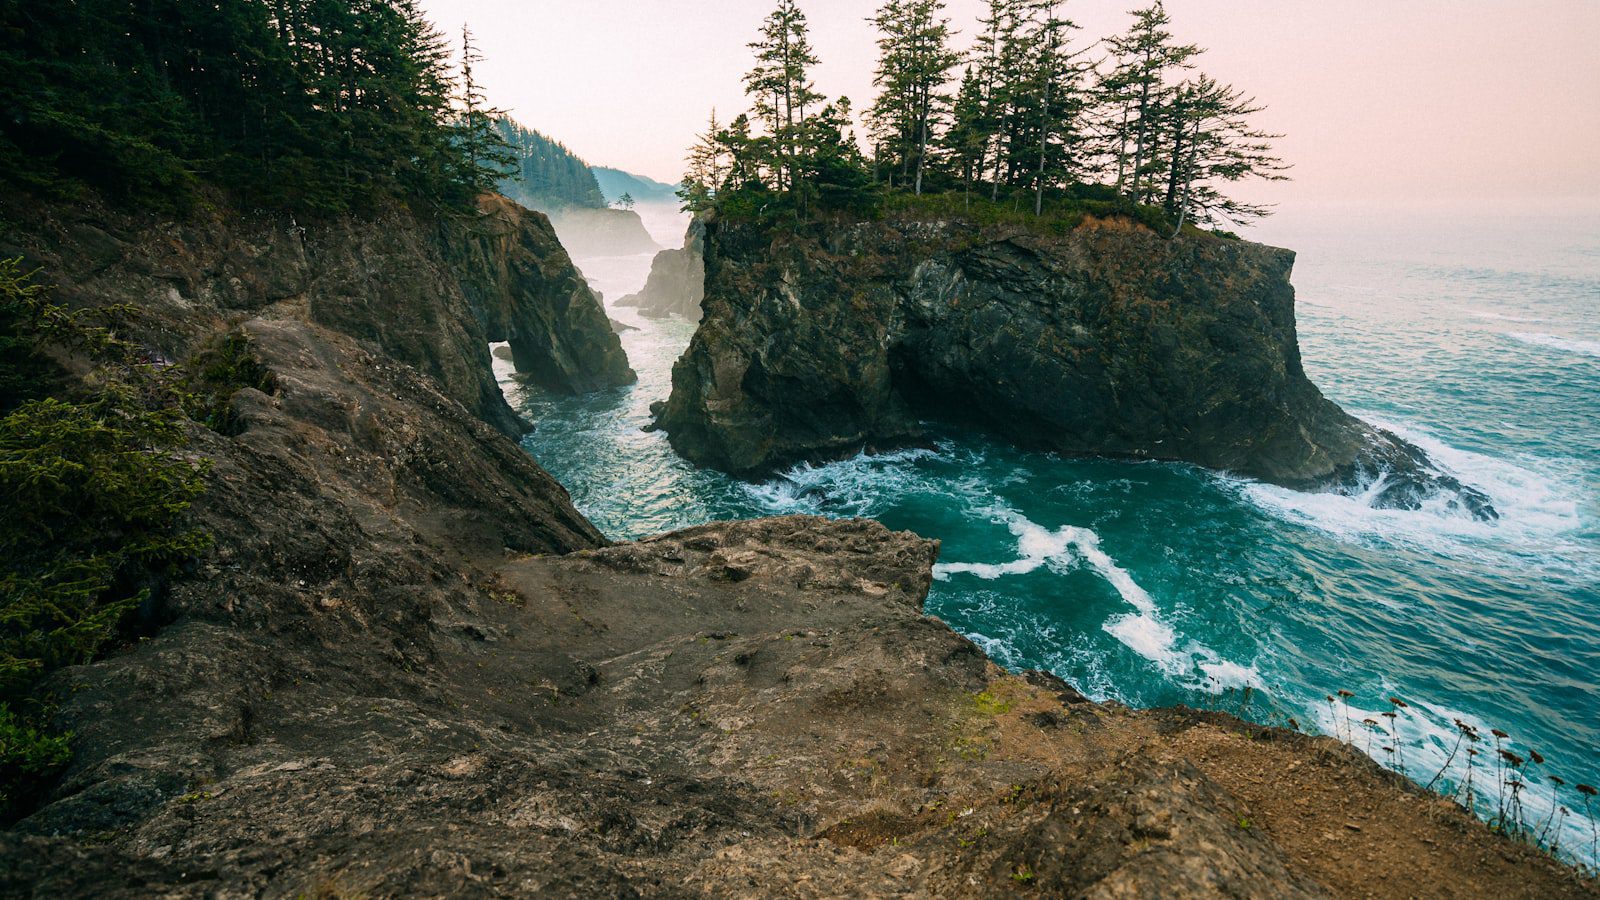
<box><xmin>684</xmin><ymin>0</ymin><xmax>1286</xmax><ymax>229</ymax></box>
<box><xmin>743</xmin><ymin>0</ymin><xmax>823</xmax><ymax>194</ymax></box>
<box><xmin>456</xmin><ymin>25</ymin><xmax>516</xmax><ymax>193</ymax></box>
<box><xmin>866</xmin><ymin>0</ymin><xmax>962</xmax><ymax>195</ymax></box>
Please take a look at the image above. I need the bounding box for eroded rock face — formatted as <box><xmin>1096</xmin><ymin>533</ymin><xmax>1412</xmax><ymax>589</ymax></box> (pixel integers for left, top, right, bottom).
<box><xmin>3</xmin><ymin>506</ymin><xmax>1583</xmax><ymax>897</ymax></box>
<box><xmin>545</xmin><ymin>205</ymin><xmax>661</xmax><ymax>257</ymax></box>
<box><xmin>656</xmin><ymin>216</ymin><xmax>1489</xmax><ymax>515</ymax></box>
<box><xmin>2</xmin><ymin>191</ymin><xmax>631</xmax><ymax>437</ymax></box>
<box><xmin>617</xmin><ymin>216</ymin><xmax>706</xmax><ymax>320</ymax></box>
<box><xmin>0</xmin><ymin>196</ymin><xmax>1570</xmax><ymax>897</ymax></box>
<box><xmin>442</xmin><ymin>195</ymin><xmax>635</xmax><ymax>394</ymax></box>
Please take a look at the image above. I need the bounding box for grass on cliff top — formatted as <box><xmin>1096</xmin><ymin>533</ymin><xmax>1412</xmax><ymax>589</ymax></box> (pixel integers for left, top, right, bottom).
<box><xmin>711</xmin><ymin>180</ymin><xmax>1240</xmax><ymax>242</ymax></box>
<box><xmin>0</xmin><ymin>258</ymin><xmax>211</xmax><ymax>821</ymax></box>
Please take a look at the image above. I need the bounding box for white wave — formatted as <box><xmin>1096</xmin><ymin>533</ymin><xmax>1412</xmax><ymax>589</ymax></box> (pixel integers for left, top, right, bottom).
<box><xmin>742</xmin><ymin>444</ymin><xmax>961</xmax><ymax>518</ymax></box>
<box><xmin>1233</xmin><ymin>417</ymin><xmax>1587</xmax><ymax>570</ymax></box>
<box><xmin>934</xmin><ymin>515</ymin><xmax>1082</xmax><ymax>580</ymax></box>
<box><xmin>1506</xmin><ymin>331</ymin><xmax>1600</xmax><ymax>358</ymax></box>
<box><xmin>937</xmin><ymin>506</ymin><xmax>1258</xmax><ymax>692</ymax></box>
<box><xmin>1469</xmin><ymin>310</ymin><xmax>1547</xmax><ymax>323</ymax></box>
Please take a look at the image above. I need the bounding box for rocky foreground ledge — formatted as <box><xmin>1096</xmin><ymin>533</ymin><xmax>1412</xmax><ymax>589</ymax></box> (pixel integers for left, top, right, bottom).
<box><xmin>1</xmin><ymin>195</ymin><xmax>1578</xmax><ymax>896</ymax></box>
<box><xmin>656</xmin><ymin>215</ymin><xmax>1491</xmax><ymax>517</ymax></box>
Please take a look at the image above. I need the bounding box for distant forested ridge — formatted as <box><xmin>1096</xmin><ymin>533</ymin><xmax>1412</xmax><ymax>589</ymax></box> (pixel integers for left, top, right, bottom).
<box><xmin>0</xmin><ymin>0</ymin><xmax>505</xmax><ymax>213</ymax></box>
<box><xmin>493</xmin><ymin>118</ymin><xmax>606</xmax><ymax>211</ymax></box>
<box><xmin>593</xmin><ymin>167</ymin><xmax>679</xmax><ymax>206</ymax></box>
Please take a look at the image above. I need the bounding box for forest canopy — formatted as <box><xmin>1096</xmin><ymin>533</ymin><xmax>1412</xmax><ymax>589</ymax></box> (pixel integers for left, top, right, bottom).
<box><xmin>493</xmin><ymin>118</ymin><xmax>607</xmax><ymax>211</ymax></box>
<box><xmin>0</xmin><ymin>0</ymin><xmax>505</xmax><ymax>213</ymax></box>
<box><xmin>682</xmin><ymin>0</ymin><xmax>1288</xmax><ymax>231</ymax></box>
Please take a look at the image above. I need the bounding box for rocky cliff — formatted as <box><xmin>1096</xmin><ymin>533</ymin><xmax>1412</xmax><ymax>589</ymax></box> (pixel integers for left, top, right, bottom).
<box><xmin>1</xmin><ymin>192</ymin><xmax>631</xmax><ymax>438</ymax></box>
<box><xmin>616</xmin><ymin>216</ymin><xmax>706</xmax><ymax>320</ymax></box>
<box><xmin>656</xmin><ymin>215</ymin><xmax>1490</xmax><ymax>515</ymax></box>
<box><xmin>546</xmin><ymin>206</ymin><xmax>661</xmax><ymax>258</ymax></box>
<box><xmin>0</xmin><ymin>197</ymin><xmax>1579</xmax><ymax>898</ymax></box>
<box><xmin>443</xmin><ymin>195</ymin><xmax>635</xmax><ymax>393</ymax></box>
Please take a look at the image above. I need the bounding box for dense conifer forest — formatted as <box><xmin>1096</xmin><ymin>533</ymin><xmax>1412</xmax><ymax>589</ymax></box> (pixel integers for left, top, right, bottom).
<box><xmin>0</xmin><ymin>0</ymin><xmax>505</xmax><ymax>213</ymax></box>
<box><xmin>493</xmin><ymin>118</ymin><xmax>608</xmax><ymax>211</ymax></box>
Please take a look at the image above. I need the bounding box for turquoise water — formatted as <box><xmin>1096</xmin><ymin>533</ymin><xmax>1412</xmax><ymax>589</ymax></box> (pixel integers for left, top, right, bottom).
<box><xmin>510</xmin><ymin>205</ymin><xmax>1600</xmax><ymax>863</ymax></box>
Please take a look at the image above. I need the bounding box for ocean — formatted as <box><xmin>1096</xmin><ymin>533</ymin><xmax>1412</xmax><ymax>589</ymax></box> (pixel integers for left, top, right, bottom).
<box><xmin>503</xmin><ymin>202</ymin><xmax>1600</xmax><ymax>864</ymax></box>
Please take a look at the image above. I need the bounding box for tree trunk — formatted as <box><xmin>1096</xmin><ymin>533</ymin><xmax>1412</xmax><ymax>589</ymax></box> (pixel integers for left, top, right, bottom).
<box><xmin>1131</xmin><ymin>55</ymin><xmax>1152</xmax><ymax>200</ymax></box>
<box><xmin>1164</xmin><ymin>114</ymin><xmax>1184</xmax><ymax>213</ymax></box>
<box><xmin>914</xmin><ymin>88</ymin><xmax>929</xmax><ymax>196</ymax></box>
<box><xmin>1035</xmin><ymin>69</ymin><xmax>1052</xmax><ymax>216</ymax></box>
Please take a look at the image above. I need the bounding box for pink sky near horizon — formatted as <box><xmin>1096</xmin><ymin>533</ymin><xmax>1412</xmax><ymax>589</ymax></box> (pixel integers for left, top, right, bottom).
<box><xmin>418</xmin><ymin>0</ymin><xmax>1600</xmax><ymax>217</ymax></box>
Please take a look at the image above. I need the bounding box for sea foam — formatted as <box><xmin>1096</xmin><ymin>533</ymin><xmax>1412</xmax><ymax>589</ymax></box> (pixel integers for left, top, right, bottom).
<box><xmin>936</xmin><ymin>505</ymin><xmax>1259</xmax><ymax>693</ymax></box>
<box><xmin>1233</xmin><ymin>417</ymin><xmax>1588</xmax><ymax>575</ymax></box>
<box><xmin>1506</xmin><ymin>331</ymin><xmax>1600</xmax><ymax>358</ymax></box>
<box><xmin>1469</xmin><ymin>310</ymin><xmax>1547</xmax><ymax>323</ymax></box>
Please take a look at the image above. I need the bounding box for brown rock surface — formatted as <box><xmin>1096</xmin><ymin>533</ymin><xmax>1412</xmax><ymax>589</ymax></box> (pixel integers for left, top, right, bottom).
<box><xmin>0</xmin><ymin>196</ymin><xmax>1587</xmax><ymax>898</ymax></box>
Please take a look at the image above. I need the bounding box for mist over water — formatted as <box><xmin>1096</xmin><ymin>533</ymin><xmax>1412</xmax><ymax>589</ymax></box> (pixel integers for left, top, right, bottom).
<box><xmin>509</xmin><ymin>204</ymin><xmax>1600</xmax><ymax>864</ymax></box>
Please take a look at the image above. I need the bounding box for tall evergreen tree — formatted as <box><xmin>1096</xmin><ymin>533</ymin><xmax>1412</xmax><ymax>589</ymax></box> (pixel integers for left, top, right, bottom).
<box><xmin>1098</xmin><ymin>1</ymin><xmax>1199</xmax><ymax>203</ymax></box>
<box><xmin>975</xmin><ymin>0</ymin><xmax>1032</xmax><ymax>199</ymax></box>
<box><xmin>941</xmin><ymin>66</ymin><xmax>990</xmax><ymax>203</ymax></box>
<box><xmin>680</xmin><ymin>109</ymin><xmax>729</xmax><ymax>211</ymax></box>
<box><xmin>743</xmin><ymin>0</ymin><xmax>822</xmax><ymax>192</ymax></box>
<box><xmin>456</xmin><ymin>25</ymin><xmax>514</xmax><ymax>193</ymax></box>
<box><xmin>866</xmin><ymin>0</ymin><xmax>960</xmax><ymax>195</ymax></box>
<box><xmin>1156</xmin><ymin>74</ymin><xmax>1288</xmax><ymax>227</ymax></box>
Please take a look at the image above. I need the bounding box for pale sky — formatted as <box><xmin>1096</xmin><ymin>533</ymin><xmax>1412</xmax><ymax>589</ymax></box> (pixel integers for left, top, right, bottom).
<box><xmin>420</xmin><ymin>0</ymin><xmax>1600</xmax><ymax>214</ymax></box>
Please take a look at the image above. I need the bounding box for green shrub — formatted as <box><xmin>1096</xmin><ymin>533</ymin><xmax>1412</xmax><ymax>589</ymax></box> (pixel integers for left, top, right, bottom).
<box><xmin>0</xmin><ymin>258</ymin><xmax>208</xmax><ymax>819</ymax></box>
<box><xmin>181</xmin><ymin>331</ymin><xmax>278</xmax><ymax>434</ymax></box>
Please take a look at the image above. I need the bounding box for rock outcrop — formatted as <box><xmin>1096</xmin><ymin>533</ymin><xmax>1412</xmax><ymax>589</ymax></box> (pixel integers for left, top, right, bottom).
<box><xmin>656</xmin><ymin>215</ymin><xmax>1490</xmax><ymax>515</ymax></box>
<box><xmin>443</xmin><ymin>195</ymin><xmax>635</xmax><ymax>394</ymax></box>
<box><xmin>616</xmin><ymin>216</ymin><xmax>706</xmax><ymax>320</ymax></box>
<box><xmin>1</xmin><ymin>195</ymin><xmax>1574</xmax><ymax>897</ymax></box>
<box><xmin>546</xmin><ymin>206</ymin><xmax>660</xmax><ymax>257</ymax></box>
<box><xmin>2</xmin><ymin>498</ymin><xmax>1584</xmax><ymax>896</ymax></box>
<box><xmin>2</xmin><ymin>191</ymin><xmax>631</xmax><ymax>437</ymax></box>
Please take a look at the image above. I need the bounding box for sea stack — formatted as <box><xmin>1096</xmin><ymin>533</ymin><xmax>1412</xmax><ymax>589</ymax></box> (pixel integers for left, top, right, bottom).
<box><xmin>655</xmin><ymin>213</ymin><xmax>1491</xmax><ymax>517</ymax></box>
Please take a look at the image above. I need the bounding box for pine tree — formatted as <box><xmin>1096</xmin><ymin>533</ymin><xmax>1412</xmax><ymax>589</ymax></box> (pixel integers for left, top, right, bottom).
<box><xmin>743</xmin><ymin>0</ymin><xmax>823</xmax><ymax>192</ymax></box>
<box><xmin>866</xmin><ymin>0</ymin><xmax>960</xmax><ymax>195</ymax></box>
<box><xmin>794</xmin><ymin>96</ymin><xmax>875</xmax><ymax>213</ymax></box>
<box><xmin>1158</xmin><ymin>74</ymin><xmax>1288</xmax><ymax>227</ymax></box>
<box><xmin>1099</xmin><ymin>1</ymin><xmax>1199</xmax><ymax>203</ymax></box>
<box><xmin>941</xmin><ymin>66</ymin><xmax>990</xmax><ymax>204</ymax></box>
<box><xmin>456</xmin><ymin>25</ymin><xmax>514</xmax><ymax>194</ymax></box>
<box><xmin>1013</xmin><ymin>5</ymin><xmax>1087</xmax><ymax>215</ymax></box>
<box><xmin>680</xmin><ymin>109</ymin><xmax>729</xmax><ymax>211</ymax></box>
<box><xmin>975</xmin><ymin>0</ymin><xmax>1031</xmax><ymax>199</ymax></box>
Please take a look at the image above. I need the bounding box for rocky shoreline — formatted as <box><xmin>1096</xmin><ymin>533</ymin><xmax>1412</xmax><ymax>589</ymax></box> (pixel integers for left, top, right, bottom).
<box><xmin>0</xmin><ymin>196</ymin><xmax>1582</xmax><ymax>896</ymax></box>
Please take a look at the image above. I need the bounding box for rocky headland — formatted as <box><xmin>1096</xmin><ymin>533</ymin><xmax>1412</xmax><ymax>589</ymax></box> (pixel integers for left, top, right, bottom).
<box><xmin>546</xmin><ymin>206</ymin><xmax>662</xmax><ymax>258</ymax></box>
<box><xmin>617</xmin><ymin>217</ymin><xmax>707</xmax><ymax>320</ymax></box>
<box><xmin>0</xmin><ymin>195</ymin><xmax>1580</xmax><ymax>897</ymax></box>
<box><xmin>655</xmin><ymin>214</ymin><xmax>1491</xmax><ymax>517</ymax></box>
